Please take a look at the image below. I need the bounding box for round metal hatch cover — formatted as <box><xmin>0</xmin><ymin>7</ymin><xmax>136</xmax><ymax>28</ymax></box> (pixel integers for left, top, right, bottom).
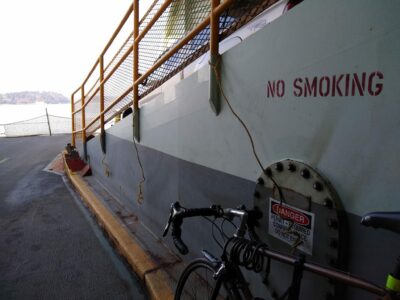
<box><xmin>253</xmin><ymin>159</ymin><xmax>347</xmax><ymax>299</ymax></box>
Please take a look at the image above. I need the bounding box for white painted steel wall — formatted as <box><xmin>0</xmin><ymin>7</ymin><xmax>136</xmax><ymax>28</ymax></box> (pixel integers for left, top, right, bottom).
<box><xmin>109</xmin><ymin>0</ymin><xmax>400</xmax><ymax>218</ymax></box>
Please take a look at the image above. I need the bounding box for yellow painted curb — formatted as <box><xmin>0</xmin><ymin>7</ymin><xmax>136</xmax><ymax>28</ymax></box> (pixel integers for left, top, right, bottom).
<box><xmin>63</xmin><ymin>153</ymin><xmax>174</xmax><ymax>300</ymax></box>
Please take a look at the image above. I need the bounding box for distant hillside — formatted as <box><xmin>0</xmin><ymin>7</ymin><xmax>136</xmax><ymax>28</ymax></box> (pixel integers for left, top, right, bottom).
<box><xmin>0</xmin><ymin>92</ymin><xmax>69</xmax><ymax>104</ymax></box>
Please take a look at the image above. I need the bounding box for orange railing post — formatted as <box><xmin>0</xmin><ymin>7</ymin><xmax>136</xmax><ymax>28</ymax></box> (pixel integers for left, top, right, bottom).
<box><xmin>209</xmin><ymin>0</ymin><xmax>221</xmax><ymax>115</ymax></box>
<box><xmin>133</xmin><ymin>0</ymin><xmax>140</xmax><ymax>141</ymax></box>
<box><xmin>71</xmin><ymin>93</ymin><xmax>76</xmax><ymax>147</ymax></box>
<box><xmin>81</xmin><ymin>85</ymin><xmax>87</xmax><ymax>160</ymax></box>
<box><xmin>71</xmin><ymin>0</ymin><xmax>242</xmax><ymax>143</ymax></box>
<box><xmin>210</xmin><ymin>0</ymin><xmax>221</xmax><ymax>60</ymax></box>
<box><xmin>99</xmin><ymin>55</ymin><xmax>106</xmax><ymax>153</ymax></box>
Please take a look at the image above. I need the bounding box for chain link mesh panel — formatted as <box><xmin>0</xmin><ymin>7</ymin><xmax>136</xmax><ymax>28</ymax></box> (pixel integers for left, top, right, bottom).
<box><xmin>83</xmin><ymin>63</ymin><xmax>101</xmax><ymax>104</ymax></box>
<box><xmin>73</xmin><ymin>95</ymin><xmax>82</xmax><ymax>111</ymax></box>
<box><xmin>1</xmin><ymin>115</ymin><xmax>71</xmax><ymax>137</ymax></box>
<box><xmin>48</xmin><ymin>115</ymin><xmax>72</xmax><ymax>135</ymax></box>
<box><xmin>85</xmin><ymin>91</ymin><xmax>101</xmax><ymax>136</ymax></box>
<box><xmin>137</xmin><ymin>0</ymin><xmax>278</xmax><ymax>98</ymax></box>
<box><xmin>74</xmin><ymin>112</ymin><xmax>82</xmax><ymax>134</ymax></box>
<box><xmin>74</xmin><ymin>0</ymin><xmax>278</xmax><ymax>136</ymax></box>
<box><xmin>103</xmin><ymin>50</ymin><xmax>133</xmax><ymax>124</ymax></box>
<box><xmin>73</xmin><ymin>93</ymin><xmax>82</xmax><ymax>134</ymax></box>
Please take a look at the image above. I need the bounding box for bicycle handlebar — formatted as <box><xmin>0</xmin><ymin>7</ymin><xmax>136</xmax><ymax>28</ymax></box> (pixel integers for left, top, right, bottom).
<box><xmin>163</xmin><ymin>204</ymin><xmax>398</xmax><ymax>299</ymax></box>
<box><xmin>163</xmin><ymin>202</ymin><xmax>262</xmax><ymax>255</ymax></box>
<box><xmin>163</xmin><ymin>202</ymin><xmax>223</xmax><ymax>255</ymax></box>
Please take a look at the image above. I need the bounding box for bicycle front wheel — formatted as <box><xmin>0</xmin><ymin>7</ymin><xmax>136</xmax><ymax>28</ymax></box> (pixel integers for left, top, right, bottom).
<box><xmin>175</xmin><ymin>258</ymin><xmax>226</xmax><ymax>300</ymax></box>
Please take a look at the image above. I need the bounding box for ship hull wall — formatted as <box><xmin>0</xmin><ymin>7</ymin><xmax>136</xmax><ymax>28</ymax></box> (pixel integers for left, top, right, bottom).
<box><xmin>84</xmin><ymin>0</ymin><xmax>400</xmax><ymax>298</ymax></box>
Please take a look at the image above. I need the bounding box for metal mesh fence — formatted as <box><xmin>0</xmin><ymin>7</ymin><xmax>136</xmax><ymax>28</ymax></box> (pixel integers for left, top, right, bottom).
<box><xmin>138</xmin><ymin>0</ymin><xmax>211</xmax><ymax>97</ymax></box>
<box><xmin>74</xmin><ymin>114</ymin><xmax>82</xmax><ymax>135</ymax></box>
<box><xmin>48</xmin><ymin>115</ymin><xmax>72</xmax><ymax>135</ymax></box>
<box><xmin>74</xmin><ymin>0</ymin><xmax>278</xmax><ymax>136</ymax></box>
<box><xmin>73</xmin><ymin>94</ymin><xmax>82</xmax><ymax>134</ymax></box>
<box><xmin>137</xmin><ymin>0</ymin><xmax>278</xmax><ymax>98</ymax></box>
<box><xmin>103</xmin><ymin>48</ymin><xmax>133</xmax><ymax>126</ymax></box>
<box><xmin>86</xmin><ymin>91</ymin><xmax>101</xmax><ymax>136</ymax></box>
<box><xmin>0</xmin><ymin>115</ymin><xmax>71</xmax><ymax>137</ymax></box>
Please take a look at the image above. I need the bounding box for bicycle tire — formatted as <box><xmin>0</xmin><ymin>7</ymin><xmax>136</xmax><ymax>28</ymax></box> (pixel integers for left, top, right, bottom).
<box><xmin>175</xmin><ymin>258</ymin><xmax>227</xmax><ymax>300</ymax></box>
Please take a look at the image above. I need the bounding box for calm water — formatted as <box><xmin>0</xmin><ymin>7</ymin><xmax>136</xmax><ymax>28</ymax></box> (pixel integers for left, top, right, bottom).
<box><xmin>0</xmin><ymin>103</ymin><xmax>71</xmax><ymax>135</ymax></box>
<box><xmin>0</xmin><ymin>103</ymin><xmax>70</xmax><ymax>124</ymax></box>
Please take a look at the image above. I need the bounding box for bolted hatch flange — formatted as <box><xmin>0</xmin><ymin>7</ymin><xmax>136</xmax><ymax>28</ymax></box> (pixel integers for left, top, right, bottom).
<box><xmin>253</xmin><ymin>159</ymin><xmax>347</xmax><ymax>299</ymax></box>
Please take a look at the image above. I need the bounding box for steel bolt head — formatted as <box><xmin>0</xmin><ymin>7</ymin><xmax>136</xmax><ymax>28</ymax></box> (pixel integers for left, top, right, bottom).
<box><xmin>323</xmin><ymin>198</ymin><xmax>333</xmax><ymax>208</ymax></box>
<box><xmin>328</xmin><ymin>219</ymin><xmax>338</xmax><ymax>229</ymax></box>
<box><xmin>301</xmin><ymin>168</ymin><xmax>310</xmax><ymax>179</ymax></box>
<box><xmin>313</xmin><ymin>181</ymin><xmax>323</xmax><ymax>191</ymax></box>
<box><xmin>288</xmin><ymin>163</ymin><xmax>296</xmax><ymax>172</ymax></box>
<box><xmin>275</xmin><ymin>162</ymin><xmax>283</xmax><ymax>172</ymax></box>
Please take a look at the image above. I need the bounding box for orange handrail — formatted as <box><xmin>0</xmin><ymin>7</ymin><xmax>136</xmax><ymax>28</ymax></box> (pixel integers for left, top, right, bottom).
<box><xmin>71</xmin><ymin>0</ymin><xmax>239</xmax><ymax>145</ymax></box>
<box><xmin>71</xmin><ymin>94</ymin><xmax>76</xmax><ymax>146</ymax></box>
<box><xmin>101</xmin><ymin>3</ymin><xmax>134</xmax><ymax>57</ymax></box>
<box><xmin>135</xmin><ymin>0</ymin><xmax>234</xmax><ymax>88</ymax></box>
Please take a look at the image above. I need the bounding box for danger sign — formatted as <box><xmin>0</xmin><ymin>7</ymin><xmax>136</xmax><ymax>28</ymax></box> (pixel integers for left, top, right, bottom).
<box><xmin>268</xmin><ymin>198</ymin><xmax>315</xmax><ymax>255</ymax></box>
<box><xmin>271</xmin><ymin>203</ymin><xmax>310</xmax><ymax>226</ymax></box>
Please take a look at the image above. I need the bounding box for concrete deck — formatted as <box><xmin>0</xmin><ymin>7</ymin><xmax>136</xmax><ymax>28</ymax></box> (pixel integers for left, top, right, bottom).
<box><xmin>0</xmin><ymin>135</ymin><xmax>146</xmax><ymax>299</ymax></box>
<box><xmin>63</xmin><ymin>149</ymin><xmax>177</xmax><ymax>300</ymax></box>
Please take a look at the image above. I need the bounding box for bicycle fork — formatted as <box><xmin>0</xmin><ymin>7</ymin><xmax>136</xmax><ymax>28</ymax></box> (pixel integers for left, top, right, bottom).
<box><xmin>202</xmin><ymin>249</ymin><xmax>253</xmax><ymax>300</ymax></box>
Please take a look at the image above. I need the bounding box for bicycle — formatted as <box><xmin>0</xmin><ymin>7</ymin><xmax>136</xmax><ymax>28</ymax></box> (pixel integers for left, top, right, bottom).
<box><xmin>163</xmin><ymin>201</ymin><xmax>400</xmax><ymax>300</ymax></box>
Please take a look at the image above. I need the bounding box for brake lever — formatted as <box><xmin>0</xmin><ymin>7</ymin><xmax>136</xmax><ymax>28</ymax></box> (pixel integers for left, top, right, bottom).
<box><xmin>162</xmin><ymin>202</ymin><xmax>181</xmax><ymax>237</ymax></box>
<box><xmin>162</xmin><ymin>209</ymin><xmax>173</xmax><ymax>237</ymax></box>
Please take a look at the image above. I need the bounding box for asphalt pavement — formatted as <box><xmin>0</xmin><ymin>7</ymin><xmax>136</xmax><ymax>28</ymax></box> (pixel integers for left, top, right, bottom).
<box><xmin>0</xmin><ymin>135</ymin><xmax>146</xmax><ymax>299</ymax></box>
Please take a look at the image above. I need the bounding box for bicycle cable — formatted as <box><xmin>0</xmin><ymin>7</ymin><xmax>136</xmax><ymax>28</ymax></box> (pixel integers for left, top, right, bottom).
<box><xmin>179</xmin><ymin>204</ymin><xmax>225</xmax><ymax>250</ymax></box>
<box><xmin>225</xmin><ymin>237</ymin><xmax>270</xmax><ymax>274</ymax></box>
<box><xmin>221</xmin><ymin>217</ymin><xmax>238</xmax><ymax>240</ymax></box>
<box><xmin>209</xmin><ymin>57</ymin><xmax>301</xmax><ymax>251</ymax></box>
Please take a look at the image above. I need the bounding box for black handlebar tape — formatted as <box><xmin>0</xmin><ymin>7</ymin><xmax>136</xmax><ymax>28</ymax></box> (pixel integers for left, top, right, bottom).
<box><xmin>180</xmin><ymin>207</ymin><xmax>222</xmax><ymax>218</ymax></box>
<box><xmin>171</xmin><ymin>220</ymin><xmax>189</xmax><ymax>255</ymax></box>
<box><xmin>171</xmin><ymin>207</ymin><xmax>221</xmax><ymax>255</ymax></box>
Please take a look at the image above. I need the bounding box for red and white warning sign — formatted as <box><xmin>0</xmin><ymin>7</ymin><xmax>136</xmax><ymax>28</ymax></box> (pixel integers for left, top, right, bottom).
<box><xmin>268</xmin><ymin>198</ymin><xmax>315</xmax><ymax>255</ymax></box>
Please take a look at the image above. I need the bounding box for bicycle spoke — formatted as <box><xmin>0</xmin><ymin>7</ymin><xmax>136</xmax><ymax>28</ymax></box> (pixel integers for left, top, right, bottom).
<box><xmin>175</xmin><ymin>259</ymin><xmax>228</xmax><ymax>300</ymax></box>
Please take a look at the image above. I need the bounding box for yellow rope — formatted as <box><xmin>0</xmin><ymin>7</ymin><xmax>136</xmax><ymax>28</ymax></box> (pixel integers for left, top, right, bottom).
<box><xmin>133</xmin><ymin>137</ymin><xmax>146</xmax><ymax>204</ymax></box>
<box><xmin>209</xmin><ymin>57</ymin><xmax>266</xmax><ymax>174</ymax></box>
<box><xmin>101</xmin><ymin>155</ymin><xmax>111</xmax><ymax>177</ymax></box>
<box><xmin>209</xmin><ymin>58</ymin><xmax>302</xmax><ymax>251</ymax></box>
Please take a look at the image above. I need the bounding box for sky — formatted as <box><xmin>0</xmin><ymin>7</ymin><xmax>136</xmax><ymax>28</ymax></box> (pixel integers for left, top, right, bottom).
<box><xmin>0</xmin><ymin>0</ymin><xmax>152</xmax><ymax>97</ymax></box>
